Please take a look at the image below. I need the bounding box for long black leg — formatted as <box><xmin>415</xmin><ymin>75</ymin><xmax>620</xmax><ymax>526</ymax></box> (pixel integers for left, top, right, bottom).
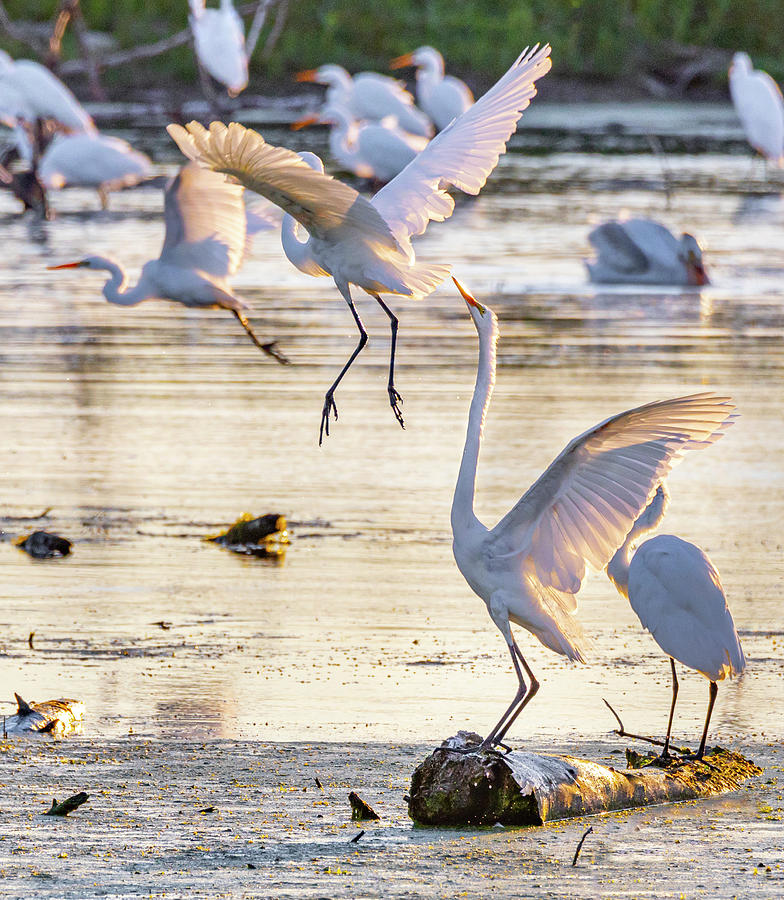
<box><xmin>320</xmin><ymin>286</ymin><xmax>368</xmax><ymax>444</ymax></box>
<box><xmin>232</xmin><ymin>310</ymin><xmax>290</xmax><ymax>365</ymax></box>
<box><xmin>371</xmin><ymin>293</ymin><xmax>404</xmax><ymax>429</ymax></box>
<box><xmin>492</xmin><ymin>640</ymin><xmax>540</xmax><ymax>746</ymax></box>
<box><xmin>696</xmin><ymin>681</ymin><xmax>718</xmax><ymax>759</ymax></box>
<box><xmin>661</xmin><ymin>657</ymin><xmax>679</xmax><ymax>759</ymax></box>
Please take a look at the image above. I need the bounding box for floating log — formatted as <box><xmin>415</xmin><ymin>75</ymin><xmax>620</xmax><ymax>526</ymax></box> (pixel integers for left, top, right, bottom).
<box><xmin>43</xmin><ymin>792</ymin><xmax>89</xmax><ymax>817</ymax></box>
<box><xmin>15</xmin><ymin>530</ymin><xmax>72</xmax><ymax>559</ymax></box>
<box><xmin>408</xmin><ymin>731</ymin><xmax>762</xmax><ymax>827</ymax></box>
<box><xmin>3</xmin><ymin>694</ymin><xmax>85</xmax><ymax>737</ymax></box>
<box><xmin>348</xmin><ymin>791</ymin><xmax>380</xmax><ymax>821</ymax></box>
<box><xmin>207</xmin><ymin>513</ymin><xmax>288</xmax><ymax>558</ymax></box>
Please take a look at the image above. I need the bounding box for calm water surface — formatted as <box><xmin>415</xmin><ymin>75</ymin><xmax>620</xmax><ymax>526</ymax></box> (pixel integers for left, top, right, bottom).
<box><xmin>1</xmin><ymin>112</ymin><xmax>782</xmax><ymax>750</ymax></box>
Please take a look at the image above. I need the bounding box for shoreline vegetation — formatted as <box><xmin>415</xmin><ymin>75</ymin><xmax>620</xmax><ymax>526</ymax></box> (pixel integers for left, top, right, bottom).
<box><xmin>1</xmin><ymin>1</ymin><xmax>782</xmax><ymax>105</ymax></box>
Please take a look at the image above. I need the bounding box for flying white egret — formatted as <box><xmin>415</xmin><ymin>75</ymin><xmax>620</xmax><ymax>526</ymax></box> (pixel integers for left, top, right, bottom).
<box><xmin>189</xmin><ymin>0</ymin><xmax>249</xmax><ymax>97</ymax></box>
<box><xmin>390</xmin><ymin>46</ymin><xmax>474</xmax><ymax>132</ymax></box>
<box><xmin>38</xmin><ymin>131</ymin><xmax>153</xmax><ymax>207</ymax></box>
<box><xmin>48</xmin><ymin>162</ymin><xmax>287</xmax><ymax>364</ymax></box>
<box><xmin>294</xmin><ymin>101</ymin><xmax>428</xmax><ymax>183</ymax></box>
<box><xmin>0</xmin><ymin>51</ymin><xmax>94</xmax><ymax>133</ymax></box>
<box><xmin>728</xmin><ymin>52</ymin><xmax>784</xmax><ymax>167</ymax></box>
<box><xmin>295</xmin><ymin>64</ymin><xmax>433</xmax><ymax>137</ymax></box>
<box><xmin>586</xmin><ymin>219</ymin><xmax>709</xmax><ymax>286</ymax></box>
<box><xmin>607</xmin><ymin>484</ymin><xmax>746</xmax><ymax>759</ymax></box>
<box><xmin>169</xmin><ymin>43</ymin><xmax>552</xmax><ymax>442</ymax></box>
<box><xmin>449</xmin><ymin>278</ymin><xmax>736</xmax><ymax>751</ymax></box>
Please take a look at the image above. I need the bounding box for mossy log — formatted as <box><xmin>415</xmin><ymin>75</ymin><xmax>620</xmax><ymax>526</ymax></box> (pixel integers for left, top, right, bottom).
<box><xmin>3</xmin><ymin>694</ymin><xmax>85</xmax><ymax>737</ymax></box>
<box><xmin>206</xmin><ymin>513</ymin><xmax>288</xmax><ymax>557</ymax></box>
<box><xmin>408</xmin><ymin>732</ymin><xmax>762</xmax><ymax>827</ymax></box>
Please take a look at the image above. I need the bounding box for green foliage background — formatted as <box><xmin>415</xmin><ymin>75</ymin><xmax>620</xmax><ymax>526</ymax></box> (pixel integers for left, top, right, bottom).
<box><xmin>2</xmin><ymin>0</ymin><xmax>782</xmax><ymax>88</ymax></box>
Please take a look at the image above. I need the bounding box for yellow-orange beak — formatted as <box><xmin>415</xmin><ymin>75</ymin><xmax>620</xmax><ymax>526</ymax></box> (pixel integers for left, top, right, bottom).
<box><xmin>452</xmin><ymin>276</ymin><xmax>486</xmax><ymax>314</ymax></box>
<box><xmin>291</xmin><ymin>113</ymin><xmax>320</xmax><ymax>131</ymax></box>
<box><xmin>294</xmin><ymin>69</ymin><xmax>318</xmax><ymax>83</ymax></box>
<box><xmin>390</xmin><ymin>52</ymin><xmax>415</xmax><ymax>70</ymax></box>
<box><xmin>47</xmin><ymin>261</ymin><xmax>84</xmax><ymax>270</ymax></box>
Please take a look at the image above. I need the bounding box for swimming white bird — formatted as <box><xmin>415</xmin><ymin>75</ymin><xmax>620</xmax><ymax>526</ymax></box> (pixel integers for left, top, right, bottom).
<box><xmin>390</xmin><ymin>46</ymin><xmax>474</xmax><ymax>131</ymax></box>
<box><xmin>169</xmin><ymin>43</ymin><xmax>552</xmax><ymax>442</ymax></box>
<box><xmin>0</xmin><ymin>51</ymin><xmax>94</xmax><ymax>134</ymax></box>
<box><xmin>297</xmin><ymin>101</ymin><xmax>428</xmax><ymax>182</ymax></box>
<box><xmin>48</xmin><ymin>162</ymin><xmax>287</xmax><ymax>364</ymax></box>
<box><xmin>39</xmin><ymin>131</ymin><xmax>153</xmax><ymax>207</ymax></box>
<box><xmin>607</xmin><ymin>484</ymin><xmax>746</xmax><ymax>759</ymax></box>
<box><xmin>450</xmin><ymin>278</ymin><xmax>736</xmax><ymax>751</ymax></box>
<box><xmin>728</xmin><ymin>52</ymin><xmax>784</xmax><ymax>167</ymax></box>
<box><xmin>586</xmin><ymin>219</ymin><xmax>709</xmax><ymax>286</ymax></box>
<box><xmin>189</xmin><ymin>0</ymin><xmax>249</xmax><ymax>97</ymax></box>
<box><xmin>295</xmin><ymin>64</ymin><xmax>433</xmax><ymax>137</ymax></box>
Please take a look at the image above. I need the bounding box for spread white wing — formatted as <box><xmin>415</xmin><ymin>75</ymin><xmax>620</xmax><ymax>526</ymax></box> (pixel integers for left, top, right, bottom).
<box><xmin>371</xmin><ymin>43</ymin><xmax>551</xmax><ymax>260</ymax></box>
<box><xmin>489</xmin><ymin>393</ymin><xmax>737</xmax><ymax>596</ymax></box>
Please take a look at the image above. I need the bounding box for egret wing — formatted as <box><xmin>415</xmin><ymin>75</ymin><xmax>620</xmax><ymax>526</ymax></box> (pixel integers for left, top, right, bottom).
<box><xmin>159</xmin><ymin>161</ymin><xmax>249</xmax><ymax>278</ymax></box>
<box><xmin>167</xmin><ymin>121</ymin><xmax>402</xmax><ymax>255</ymax></box>
<box><xmin>489</xmin><ymin>393</ymin><xmax>737</xmax><ymax>595</ymax></box>
<box><xmin>371</xmin><ymin>44</ymin><xmax>551</xmax><ymax>259</ymax></box>
<box><xmin>587</xmin><ymin>221</ymin><xmax>651</xmax><ymax>274</ymax></box>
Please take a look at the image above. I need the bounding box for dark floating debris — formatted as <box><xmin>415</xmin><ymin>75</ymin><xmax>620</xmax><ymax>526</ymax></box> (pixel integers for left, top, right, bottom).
<box><xmin>407</xmin><ymin>731</ymin><xmax>762</xmax><ymax>827</ymax></box>
<box><xmin>348</xmin><ymin>791</ymin><xmax>380</xmax><ymax>821</ymax></box>
<box><xmin>3</xmin><ymin>693</ymin><xmax>85</xmax><ymax>737</ymax></box>
<box><xmin>349</xmin><ymin>829</ymin><xmax>366</xmax><ymax>844</ymax></box>
<box><xmin>28</xmin><ymin>631</ymin><xmax>35</xmax><ymax>649</ymax></box>
<box><xmin>207</xmin><ymin>513</ymin><xmax>289</xmax><ymax>558</ymax></box>
<box><xmin>572</xmin><ymin>826</ymin><xmax>594</xmax><ymax>866</ymax></box>
<box><xmin>43</xmin><ymin>792</ymin><xmax>89</xmax><ymax>817</ymax></box>
<box><xmin>15</xmin><ymin>530</ymin><xmax>73</xmax><ymax>559</ymax></box>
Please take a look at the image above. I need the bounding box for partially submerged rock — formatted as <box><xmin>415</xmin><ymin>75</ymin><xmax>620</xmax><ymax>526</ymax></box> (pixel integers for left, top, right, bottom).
<box><xmin>207</xmin><ymin>513</ymin><xmax>289</xmax><ymax>558</ymax></box>
<box><xmin>408</xmin><ymin>731</ymin><xmax>762</xmax><ymax>827</ymax></box>
<box><xmin>3</xmin><ymin>694</ymin><xmax>85</xmax><ymax>737</ymax></box>
<box><xmin>15</xmin><ymin>530</ymin><xmax>72</xmax><ymax>559</ymax></box>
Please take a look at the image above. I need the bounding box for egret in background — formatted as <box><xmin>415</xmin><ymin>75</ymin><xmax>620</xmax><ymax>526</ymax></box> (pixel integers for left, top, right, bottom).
<box><xmin>606</xmin><ymin>484</ymin><xmax>746</xmax><ymax>759</ymax></box>
<box><xmin>449</xmin><ymin>278</ymin><xmax>736</xmax><ymax>751</ymax></box>
<box><xmin>189</xmin><ymin>0</ymin><xmax>249</xmax><ymax>98</ymax></box>
<box><xmin>391</xmin><ymin>46</ymin><xmax>474</xmax><ymax>131</ymax></box>
<box><xmin>169</xmin><ymin>43</ymin><xmax>552</xmax><ymax>442</ymax></box>
<box><xmin>48</xmin><ymin>162</ymin><xmax>287</xmax><ymax>364</ymax></box>
<box><xmin>295</xmin><ymin>64</ymin><xmax>433</xmax><ymax>137</ymax></box>
<box><xmin>586</xmin><ymin>219</ymin><xmax>709</xmax><ymax>286</ymax></box>
<box><xmin>728</xmin><ymin>52</ymin><xmax>784</xmax><ymax>168</ymax></box>
<box><xmin>293</xmin><ymin>101</ymin><xmax>428</xmax><ymax>183</ymax></box>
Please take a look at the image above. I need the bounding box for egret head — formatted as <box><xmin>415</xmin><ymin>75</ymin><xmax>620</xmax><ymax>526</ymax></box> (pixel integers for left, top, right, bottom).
<box><xmin>48</xmin><ymin>256</ymin><xmax>109</xmax><ymax>272</ymax></box>
<box><xmin>678</xmin><ymin>233</ymin><xmax>709</xmax><ymax>286</ymax></box>
<box><xmin>730</xmin><ymin>52</ymin><xmax>752</xmax><ymax>76</ymax></box>
<box><xmin>390</xmin><ymin>46</ymin><xmax>441</xmax><ymax>70</ymax></box>
<box><xmin>294</xmin><ymin>64</ymin><xmax>348</xmax><ymax>88</ymax></box>
<box><xmin>452</xmin><ymin>277</ymin><xmax>497</xmax><ymax>334</ymax></box>
<box><xmin>296</xmin><ymin>151</ymin><xmax>325</xmax><ymax>173</ymax></box>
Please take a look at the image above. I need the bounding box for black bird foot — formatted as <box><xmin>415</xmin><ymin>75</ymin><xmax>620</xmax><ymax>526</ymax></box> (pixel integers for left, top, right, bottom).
<box><xmin>319</xmin><ymin>394</ymin><xmax>339</xmax><ymax>445</ymax></box>
<box><xmin>388</xmin><ymin>386</ymin><xmax>405</xmax><ymax>429</ymax></box>
<box><xmin>262</xmin><ymin>341</ymin><xmax>291</xmax><ymax>365</ymax></box>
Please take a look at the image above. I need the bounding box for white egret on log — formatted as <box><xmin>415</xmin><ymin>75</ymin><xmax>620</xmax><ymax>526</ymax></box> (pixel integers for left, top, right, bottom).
<box><xmin>607</xmin><ymin>484</ymin><xmax>746</xmax><ymax>759</ymax></box>
<box><xmin>450</xmin><ymin>277</ymin><xmax>736</xmax><ymax>751</ymax></box>
<box><xmin>169</xmin><ymin>44</ymin><xmax>552</xmax><ymax>442</ymax></box>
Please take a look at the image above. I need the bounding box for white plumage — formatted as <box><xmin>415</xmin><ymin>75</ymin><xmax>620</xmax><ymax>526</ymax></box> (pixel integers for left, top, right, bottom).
<box><xmin>169</xmin><ymin>43</ymin><xmax>552</xmax><ymax>442</ymax></box>
<box><xmin>391</xmin><ymin>46</ymin><xmax>474</xmax><ymax>131</ymax></box>
<box><xmin>586</xmin><ymin>219</ymin><xmax>709</xmax><ymax>286</ymax></box>
<box><xmin>189</xmin><ymin>0</ymin><xmax>249</xmax><ymax>97</ymax></box>
<box><xmin>450</xmin><ymin>279</ymin><xmax>736</xmax><ymax>751</ymax></box>
<box><xmin>728</xmin><ymin>52</ymin><xmax>784</xmax><ymax>167</ymax></box>
<box><xmin>607</xmin><ymin>485</ymin><xmax>745</xmax><ymax>757</ymax></box>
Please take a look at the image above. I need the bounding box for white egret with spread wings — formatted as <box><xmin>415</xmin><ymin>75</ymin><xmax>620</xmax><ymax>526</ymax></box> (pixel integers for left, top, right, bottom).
<box><xmin>169</xmin><ymin>43</ymin><xmax>552</xmax><ymax>442</ymax></box>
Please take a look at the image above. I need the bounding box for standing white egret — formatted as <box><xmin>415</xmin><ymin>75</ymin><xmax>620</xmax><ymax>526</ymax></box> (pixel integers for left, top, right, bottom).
<box><xmin>449</xmin><ymin>278</ymin><xmax>736</xmax><ymax>751</ymax></box>
<box><xmin>169</xmin><ymin>43</ymin><xmax>552</xmax><ymax>442</ymax></box>
<box><xmin>586</xmin><ymin>219</ymin><xmax>709</xmax><ymax>286</ymax></box>
<box><xmin>390</xmin><ymin>46</ymin><xmax>474</xmax><ymax>131</ymax></box>
<box><xmin>295</xmin><ymin>64</ymin><xmax>433</xmax><ymax>137</ymax></box>
<box><xmin>728</xmin><ymin>52</ymin><xmax>784</xmax><ymax>167</ymax></box>
<box><xmin>189</xmin><ymin>0</ymin><xmax>249</xmax><ymax>97</ymax></box>
<box><xmin>606</xmin><ymin>484</ymin><xmax>746</xmax><ymax>759</ymax></box>
<box><xmin>48</xmin><ymin>162</ymin><xmax>287</xmax><ymax>364</ymax></box>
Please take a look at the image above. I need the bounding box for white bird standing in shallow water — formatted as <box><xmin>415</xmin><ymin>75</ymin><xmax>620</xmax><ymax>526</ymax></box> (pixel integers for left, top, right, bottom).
<box><xmin>48</xmin><ymin>163</ymin><xmax>287</xmax><ymax>364</ymax></box>
<box><xmin>189</xmin><ymin>0</ymin><xmax>249</xmax><ymax>97</ymax></box>
<box><xmin>586</xmin><ymin>219</ymin><xmax>709</xmax><ymax>286</ymax></box>
<box><xmin>728</xmin><ymin>52</ymin><xmax>784</xmax><ymax>168</ymax></box>
<box><xmin>169</xmin><ymin>44</ymin><xmax>552</xmax><ymax>442</ymax></box>
<box><xmin>449</xmin><ymin>278</ymin><xmax>736</xmax><ymax>751</ymax></box>
<box><xmin>606</xmin><ymin>484</ymin><xmax>746</xmax><ymax>759</ymax></box>
<box><xmin>390</xmin><ymin>46</ymin><xmax>474</xmax><ymax>132</ymax></box>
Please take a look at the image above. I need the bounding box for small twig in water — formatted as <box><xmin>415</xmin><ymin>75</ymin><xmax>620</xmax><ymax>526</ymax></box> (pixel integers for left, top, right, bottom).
<box><xmin>349</xmin><ymin>829</ymin><xmax>365</xmax><ymax>844</ymax></box>
<box><xmin>314</xmin><ymin>777</ymin><xmax>323</xmax><ymax>790</ymax></box>
<box><xmin>28</xmin><ymin>631</ymin><xmax>35</xmax><ymax>649</ymax></box>
<box><xmin>572</xmin><ymin>826</ymin><xmax>593</xmax><ymax>866</ymax></box>
<box><xmin>603</xmin><ymin>698</ymin><xmax>668</xmax><ymax>749</ymax></box>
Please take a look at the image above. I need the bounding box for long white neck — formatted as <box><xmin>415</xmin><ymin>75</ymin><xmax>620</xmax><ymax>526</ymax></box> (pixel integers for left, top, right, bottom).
<box><xmin>419</xmin><ymin>50</ymin><xmax>445</xmax><ymax>80</ymax></box>
<box><xmin>281</xmin><ymin>214</ymin><xmax>322</xmax><ymax>276</ymax></box>
<box><xmin>451</xmin><ymin>312</ymin><xmax>498</xmax><ymax>535</ymax></box>
<box><xmin>327</xmin><ymin>113</ymin><xmax>361</xmax><ymax>171</ymax></box>
<box><xmin>93</xmin><ymin>257</ymin><xmax>147</xmax><ymax>306</ymax></box>
<box><xmin>607</xmin><ymin>484</ymin><xmax>670</xmax><ymax>598</ymax></box>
